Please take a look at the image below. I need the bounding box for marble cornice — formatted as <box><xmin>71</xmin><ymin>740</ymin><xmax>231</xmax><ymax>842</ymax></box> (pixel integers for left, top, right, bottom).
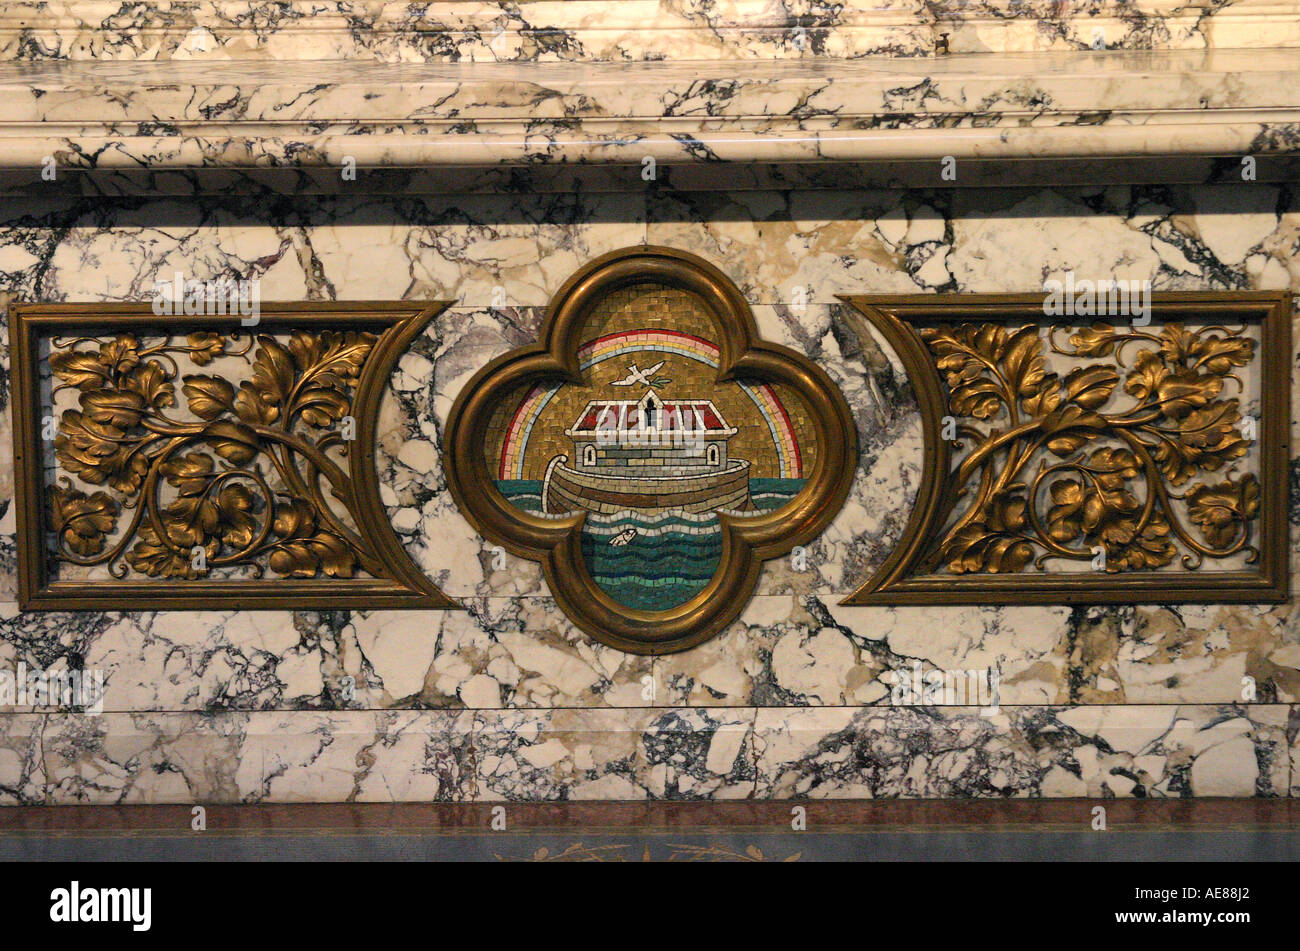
<box><xmin>0</xmin><ymin>49</ymin><xmax>1295</xmax><ymax>172</ymax></box>
<box><xmin>0</xmin><ymin>0</ymin><xmax>1295</xmax><ymax>61</ymax></box>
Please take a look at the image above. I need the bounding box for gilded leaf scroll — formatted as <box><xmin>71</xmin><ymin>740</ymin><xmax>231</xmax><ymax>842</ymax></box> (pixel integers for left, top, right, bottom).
<box><xmin>841</xmin><ymin>292</ymin><xmax>1289</xmax><ymax>607</ymax></box>
<box><xmin>48</xmin><ymin>329</ymin><xmax>377</xmax><ymax>581</ymax></box>
<box><xmin>13</xmin><ymin>303</ymin><xmax>456</xmax><ymax>610</ymax></box>
<box><xmin>922</xmin><ymin>321</ymin><xmax>1258</xmax><ymax>575</ymax></box>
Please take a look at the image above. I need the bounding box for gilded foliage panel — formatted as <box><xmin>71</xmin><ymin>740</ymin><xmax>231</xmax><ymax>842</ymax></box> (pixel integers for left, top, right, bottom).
<box><xmin>841</xmin><ymin>292</ymin><xmax>1290</xmax><ymax>606</ymax></box>
<box><xmin>12</xmin><ymin>303</ymin><xmax>456</xmax><ymax>610</ymax></box>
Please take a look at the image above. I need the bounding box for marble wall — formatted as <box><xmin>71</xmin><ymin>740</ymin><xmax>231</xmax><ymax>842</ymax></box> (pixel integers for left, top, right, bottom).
<box><xmin>0</xmin><ymin>180</ymin><xmax>1296</xmax><ymax>802</ymax></box>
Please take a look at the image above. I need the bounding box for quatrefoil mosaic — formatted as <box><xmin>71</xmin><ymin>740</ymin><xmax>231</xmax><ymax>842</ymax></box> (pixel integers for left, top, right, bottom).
<box><xmin>444</xmin><ymin>247</ymin><xmax>857</xmax><ymax>654</ymax></box>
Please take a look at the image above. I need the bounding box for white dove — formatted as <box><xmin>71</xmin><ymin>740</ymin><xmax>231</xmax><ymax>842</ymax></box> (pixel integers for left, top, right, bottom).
<box><xmin>610</xmin><ymin>361</ymin><xmax>665</xmax><ymax>386</ymax></box>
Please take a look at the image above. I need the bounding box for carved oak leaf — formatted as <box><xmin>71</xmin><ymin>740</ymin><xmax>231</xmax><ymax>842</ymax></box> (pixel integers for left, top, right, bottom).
<box><xmin>949</xmin><ymin>376</ymin><xmax>1004</xmax><ymax>419</ymax></box>
<box><xmin>1063</xmin><ymin>365</ymin><xmax>1120</xmax><ymax>410</ymax></box>
<box><xmin>288</xmin><ymin>330</ymin><xmax>373</xmax><ymax>378</ymax></box>
<box><xmin>1042</xmin><ymin>404</ymin><xmax>1106</xmax><ymax>456</ymax></box>
<box><xmin>162</xmin><ymin>481</ymin><xmax>258</xmax><ymax>552</ymax></box>
<box><xmin>1046</xmin><ymin>483</ymin><xmax>1173</xmax><ymax>569</ymax></box>
<box><xmin>163</xmin><ymin>495</ymin><xmax>216</xmax><ymax>546</ymax></box>
<box><xmin>98</xmin><ymin>335</ymin><xmax>141</xmax><ymax>375</ymax></box>
<box><xmin>126</xmin><ymin>523</ymin><xmax>213</xmax><ymax>579</ymax></box>
<box><xmin>48</xmin><ymin>484</ymin><xmax>119</xmax><ymax>557</ymax></box>
<box><xmin>944</xmin><ymin>523</ymin><xmax>1035</xmax><ymax>573</ymax></box>
<box><xmin>1151</xmin><ymin>440</ymin><xmax>1197</xmax><ymax>487</ymax></box>
<box><xmin>924</xmin><ymin>324</ymin><xmax>1048</xmax><ymax>419</ymax></box>
<box><xmin>1105</xmin><ymin>513</ymin><xmax>1176</xmax><ymax>571</ymax></box>
<box><xmin>1046</xmin><ymin>449</ymin><xmax>1143</xmax><ymax>551</ymax></box>
<box><xmin>182</xmin><ymin>375</ymin><xmax>236</xmax><ymax>420</ymax></box>
<box><xmin>1047</xmin><ymin>479</ymin><xmax>1086</xmax><ymax>543</ymax></box>
<box><xmin>295</xmin><ymin>385</ymin><xmax>352</xmax><ymax>428</ymax></box>
<box><xmin>993</xmin><ymin>492</ymin><xmax>1029</xmax><ymax>532</ymax></box>
<box><xmin>924</xmin><ymin>325</ymin><xmax>998</xmax><ymax>385</ymax></box>
<box><xmin>81</xmin><ymin>389</ymin><xmax>147</xmax><ymax>430</ymax></box>
<box><xmin>1153</xmin><ymin>401</ymin><xmax>1249</xmax><ymax>485</ymax></box>
<box><xmin>1089</xmin><ymin>446</ymin><xmax>1140</xmax><ymax>489</ymax></box>
<box><xmin>924</xmin><ymin>327</ymin><xmax>1001</xmax><ymax>417</ymax></box>
<box><xmin>287</xmin><ymin>331</ymin><xmax>325</xmax><ymax>371</ymax></box>
<box><xmin>212</xmin><ymin>484</ymin><xmax>257</xmax><ymax>549</ymax></box>
<box><xmin>1157</xmin><ymin>324</ymin><xmax>1201</xmax><ymax>364</ymax></box>
<box><xmin>1087</xmin><ymin>484</ymin><xmax>1142</xmax><ymax>547</ymax></box>
<box><xmin>185</xmin><ymin>331</ymin><xmax>227</xmax><ymax>366</ymax></box>
<box><xmin>1193</xmin><ymin>333</ymin><xmax>1255</xmax><ymax>376</ymax></box>
<box><xmin>1176</xmin><ymin>401</ymin><xmax>1246</xmax><ymax>452</ymax></box>
<box><xmin>49</xmin><ymin>350</ymin><xmax>110</xmax><ymax>390</ymax></box>
<box><xmin>943</xmin><ymin>490</ymin><xmax>1033</xmax><ymax>573</ymax></box>
<box><xmin>234</xmin><ymin>379</ymin><xmax>279</xmax><ymax>424</ymax></box>
<box><xmin>1067</xmin><ymin>323</ymin><xmax>1119</xmax><ymax>357</ymax></box>
<box><xmin>249</xmin><ymin>336</ymin><xmax>296</xmax><ymax>410</ymax></box>
<box><xmin>998</xmin><ymin>325</ymin><xmax>1049</xmax><ymax>397</ymax></box>
<box><xmin>160</xmin><ymin>451</ymin><xmax>216</xmax><ymax>497</ymax></box>
<box><xmin>328</xmin><ymin>332</ymin><xmax>376</xmax><ymax>378</ymax></box>
<box><xmin>54</xmin><ymin>410</ymin><xmax>149</xmax><ymax>494</ymax></box>
<box><xmin>269</xmin><ymin>497</ymin><xmax>353</xmax><ymax>577</ymax></box>
<box><xmin>202</xmin><ymin>420</ymin><xmax>260</xmax><ymax>466</ymax></box>
<box><xmin>272</xmin><ymin>497</ymin><xmax>317</xmax><ymax>538</ymax></box>
<box><xmin>1158</xmin><ymin>324</ymin><xmax>1255</xmax><ymax>376</ymax></box>
<box><xmin>268</xmin><ymin>531</ymin><xmax>355</xmax><ymax>578</ymax></box>
<box><xmin>1123</xmin><ymin>350</ymin><xmax>1221</xmax><ymax>419</ymax></box>
<box><xmin>122</xmin><ymin>362</ymin><xmax>176</xmax><ymax>413</ymax></box>
<box><xmin>1186</xmin><ymin>474</ymin><xmax>1261</xmax><ymax>548</ymax></box>
<box><xmin>1022</xmin><ymin>373</ymin><xmax>1062</xmax><ymax>416</ymax></box>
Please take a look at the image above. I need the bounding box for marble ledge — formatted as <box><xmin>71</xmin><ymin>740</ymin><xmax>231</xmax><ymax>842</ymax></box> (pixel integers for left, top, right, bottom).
<box><xmin>0</xmin><ymin>704</ymin><xmax>1292</xmax><ymax>802</ymax></box>
<box><xmin>0</xmin><ymin>0</ymin><xmax>1296</xmax><ymax>61</ymax></box>
<box><xmin>0</xmin><ymin>50</ymin><xmax>1295</xmax><ymax>173</ymax></box>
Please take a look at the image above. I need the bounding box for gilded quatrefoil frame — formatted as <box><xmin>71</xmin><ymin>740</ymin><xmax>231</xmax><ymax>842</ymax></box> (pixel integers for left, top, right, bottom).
<box><xmin>444</xmin><ymin>247</ymin><xmax>858</xmax><ymax>654</ymax></box>
<box><xmin>841</xmin><ymin>291</ymin><xmax>1290</xmax><ymax>607</ymax></box>
<box><xmin>12</xmin><ymin>301</ymin><xmax>457</xmax><ymax>611</ymax></box>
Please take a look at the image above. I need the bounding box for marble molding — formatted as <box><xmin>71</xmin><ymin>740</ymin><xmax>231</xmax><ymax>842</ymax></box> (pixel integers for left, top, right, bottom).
<box><xmin>0</xmin><ymin>1</ymin><xmax>1294</xmax><ymax>63</ymax></box>
<box><xmin>0</xmin><ymin>50</ymin><xmax>1295</xmax><ymax>174</ymax></box>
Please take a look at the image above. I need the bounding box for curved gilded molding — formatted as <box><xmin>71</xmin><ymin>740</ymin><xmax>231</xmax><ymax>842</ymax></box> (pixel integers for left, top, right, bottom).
<box><xmin>12</xmin><ymin>301</ymin><xmax>458</xmax><ymax>610</ymax></box>
<box><xmin>444</xmin><ymin>246</ymin><xmax>857</xmax><ymax>654</ymax></box>
<box><xmin>840</xmin><ymin>291</ymin><xmax>1290</xmax><ymax>607</ymax></box>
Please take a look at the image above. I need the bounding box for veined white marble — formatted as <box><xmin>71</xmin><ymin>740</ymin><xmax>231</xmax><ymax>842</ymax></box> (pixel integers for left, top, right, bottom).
<box><xmin>0</xmin><ymin>6</ymin><xmax>1294</xmax><ymax>804</ymax></box>
<box><xmin>0</xmin><ymin>704</ymin><xmax>1288</xmax><ymax>803</ymax></box>
<box><xmin>0</xmin><ymin>1</ymin><xmax>1294</xmax><ymax>63</ymax></box>
<box><xmin>0</xmin><ymin>50</ymin><xmax>1294</xmax><ymax>172</ymax></box>
<box><xmin>0</xmin><ymin>184</ymin><xmax>1295</xmax><ymax>730</ymax></box>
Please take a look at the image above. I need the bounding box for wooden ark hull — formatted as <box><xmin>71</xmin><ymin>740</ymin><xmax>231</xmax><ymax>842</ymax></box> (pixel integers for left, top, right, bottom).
<box><xmin>542</xmin><ymin>458</ymin><xmax>752</xmax><ymax>516</ymax></box>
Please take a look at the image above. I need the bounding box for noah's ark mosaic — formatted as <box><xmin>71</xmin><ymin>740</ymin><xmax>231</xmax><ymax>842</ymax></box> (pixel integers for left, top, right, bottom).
<box><xmin>444</xmin><ymin>247</ymin><xmax>857</xmax><ymax>654</ymax></box>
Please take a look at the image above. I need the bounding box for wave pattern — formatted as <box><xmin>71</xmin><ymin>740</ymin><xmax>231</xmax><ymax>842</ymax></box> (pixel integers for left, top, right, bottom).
<box><xmin>498</xmin><ymin>479</ymin><xmax>806</xmax><ymax>611</ymax></box>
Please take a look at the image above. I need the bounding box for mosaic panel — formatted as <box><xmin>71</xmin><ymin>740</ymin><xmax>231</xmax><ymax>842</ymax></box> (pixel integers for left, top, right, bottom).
<box><xmin>486</xmin><ymin>284</ymin><xmax>818</xmax><ymax>612</ymax></box>
<box><xmin>445</xmin><ymin>247</ymin><xmax>856</xmax><ymax>654</ymax></box>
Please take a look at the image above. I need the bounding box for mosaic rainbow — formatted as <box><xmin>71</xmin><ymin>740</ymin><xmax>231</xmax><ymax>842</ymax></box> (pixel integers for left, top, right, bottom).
<box><xmin>497</xmin><ymin>330</ymin><xmax>803</xmax><ymax>480</ymax></box>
